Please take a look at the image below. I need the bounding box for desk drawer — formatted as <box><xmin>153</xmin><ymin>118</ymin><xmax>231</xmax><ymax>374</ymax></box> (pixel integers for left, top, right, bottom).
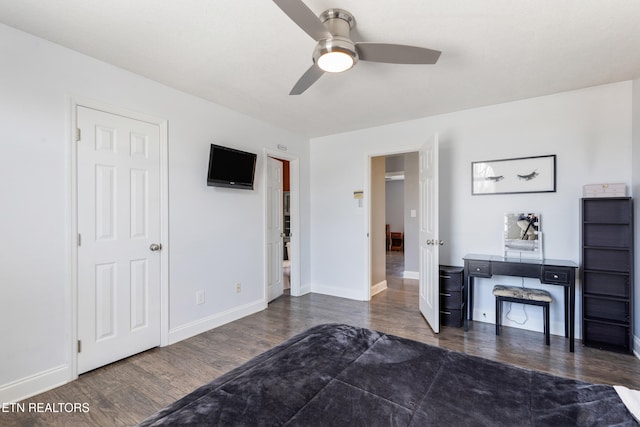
<box><xmin>542</xmin><ymin>268</ymin><xmax>570</xmax><ymax>284</ymax></box>
<box><xmin>467</xmin><ymin>261</ymin><xmax>491</xmax><ymax>277</ymax></box>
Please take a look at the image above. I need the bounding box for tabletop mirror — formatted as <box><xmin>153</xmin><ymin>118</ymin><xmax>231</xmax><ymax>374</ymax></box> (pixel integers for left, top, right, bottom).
<box><xmin>503</xmin><ymin>212</ymin><xmax>543</xmax><ymax>259</ymax></box>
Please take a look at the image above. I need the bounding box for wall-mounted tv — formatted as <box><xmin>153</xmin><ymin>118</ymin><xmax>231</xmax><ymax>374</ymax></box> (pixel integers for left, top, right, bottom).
<box><xmin>207</xmin><ymin>144</ymin><xmax>257</xmax><ymax>190</ymax></box>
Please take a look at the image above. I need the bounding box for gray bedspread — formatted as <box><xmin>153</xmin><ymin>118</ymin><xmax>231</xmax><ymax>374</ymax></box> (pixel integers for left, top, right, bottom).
<box><xmin>138</xmin><ymin>323</ymin><xmax>636</xmax><ymax>426</ymax></box>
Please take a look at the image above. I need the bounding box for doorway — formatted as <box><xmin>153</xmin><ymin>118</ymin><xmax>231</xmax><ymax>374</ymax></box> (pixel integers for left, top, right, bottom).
<box><xmin>265</xmin><ymin>150</ymin><xmax>301</xmax><ymax>301</ymax></box>
<box><xmin>367</xmin><ymin>134</ymin><xmax>440</xmax><ymax>333</ymax></box>
<box><xmin>370</xmin><ymin>153</ymin><xmax>420</xmax><ymax>297</ymax></box>
<box><xmin>266</xmin><ymin>157</ymin><xmax>285</xmax><ymax>302</ymax></box>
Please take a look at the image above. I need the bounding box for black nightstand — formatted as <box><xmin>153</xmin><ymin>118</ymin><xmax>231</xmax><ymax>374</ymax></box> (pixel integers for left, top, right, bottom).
<box><xmin>440</xmin><ymin>265</ymin><xmax>465</xmax><ymax>327</ymax></box>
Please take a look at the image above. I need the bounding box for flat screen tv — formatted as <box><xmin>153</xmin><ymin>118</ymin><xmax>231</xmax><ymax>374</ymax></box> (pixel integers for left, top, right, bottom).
<box><xmin>207</xmin><ymin>144</ymin><xmax>257</xmax><ymax>190</ymax></box>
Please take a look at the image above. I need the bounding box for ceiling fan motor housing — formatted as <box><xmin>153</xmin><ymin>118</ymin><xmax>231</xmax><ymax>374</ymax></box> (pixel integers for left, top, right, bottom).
<box><xmin>320</xmin><ymin>8</ymin><xmax>355</xmax><ymax>35</ymax></box>
<box><xmin>313</xmin><ymin>9</ymin><xmax>358</xmax><ymax>70</ymax></box>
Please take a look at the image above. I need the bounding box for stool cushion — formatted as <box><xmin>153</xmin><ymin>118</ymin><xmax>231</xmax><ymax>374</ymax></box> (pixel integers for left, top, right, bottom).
<box><xmin>493</xmin><ymin>285</ymin><xmax>552</xmax><ymax>303</ymax></box>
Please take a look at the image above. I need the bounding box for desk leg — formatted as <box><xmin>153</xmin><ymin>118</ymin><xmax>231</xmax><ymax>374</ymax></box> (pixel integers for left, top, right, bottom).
<box><xmin>569</xmin><ymin>282</ymin><xmax>575</xmax><ymax>353</ymax></box>
<box><xmin>564</xmin><ymin>286</ymin><xmax>573</xmax><ymax>338</ymax></box>
<box><xmin>464</xmin><ymin>274</ymin><xmax>473</xmax><ymax>332</ymax></box>
<box><xmin>469</xmin><ymin>276</ymin><xmax>474</xmax><ymax>321</ymax></box>
<box><xmin>564</xmin><ymin>287</ymin><xmax>569</xmax><ymax>338</ymax></box>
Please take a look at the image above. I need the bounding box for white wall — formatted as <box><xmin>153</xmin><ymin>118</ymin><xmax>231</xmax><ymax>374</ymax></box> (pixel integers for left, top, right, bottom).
<box><xmin>385</xmin><ymin>180</ymin><xmax>404</xmax><ymax>233</ymax></box>
<box><xmin>310</xmin><ymin>81</ymin><xmax>633</xmax><ymax>336</ymax></box>
<box><xmin>0</xmin><ymin>23</ymin><xmax>310</xmax><ymax>402</ymax></box>
<box><xmin>403</xmin><ymin>152</ymin><xmax>419</xmax><ymax>275</ymax></box>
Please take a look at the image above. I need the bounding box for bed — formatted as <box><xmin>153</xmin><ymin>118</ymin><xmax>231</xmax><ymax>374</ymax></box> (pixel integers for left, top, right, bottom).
<box><xmin>138</xmin><ymin>323</ymin><xmax>637</xmax><ymax>426</ymax></box>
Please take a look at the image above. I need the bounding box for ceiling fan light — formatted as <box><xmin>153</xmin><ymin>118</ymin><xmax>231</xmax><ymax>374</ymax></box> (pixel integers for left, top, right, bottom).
<box><xmin>317</xmin><ymin>50</ymin><xmax>354</xmax><ymax>73</ymax></box>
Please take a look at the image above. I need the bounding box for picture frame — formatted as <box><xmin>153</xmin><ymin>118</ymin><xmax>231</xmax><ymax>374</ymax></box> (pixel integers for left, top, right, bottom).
<box><xmin>471</xmin><ymin>154</ymin><xmax>556</xmax><ymax>195</ymax></box>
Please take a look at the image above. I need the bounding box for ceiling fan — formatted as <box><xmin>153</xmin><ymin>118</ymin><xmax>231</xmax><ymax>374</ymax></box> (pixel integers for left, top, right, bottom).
<box><xmin>273</xmin><ymin>0</ymin><xmax>441</xmax><ymax>95</ymax></box>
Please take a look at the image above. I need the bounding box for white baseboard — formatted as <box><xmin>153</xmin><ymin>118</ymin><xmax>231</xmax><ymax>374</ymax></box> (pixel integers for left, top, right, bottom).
<box><xmin>167</xmin><ymin>299</ymin><xmax>266</xmax><ymax>345</ymax></box>
<box><xmin>310</xmin><ymin>283</ymin><xmax>368</xmax><ymax>301</ymax></box>
<box><xmin>371</xmin><ymin>280</ymin><xmax>387</xmax><ymax>296</ymax></box>
<box><xmin>403</xmin><ymin>271</ymin><xmax>419</xmax><ymax>280</ymax></box>
<box><xmin>291</xmin><ymin>284</ymin><xmax>311</xmax><ymax>297</ymax></box>
<box><xmin>0</xmin><ymin>364</ymin><xmax>69</xmax><ymax>404</ymax></box>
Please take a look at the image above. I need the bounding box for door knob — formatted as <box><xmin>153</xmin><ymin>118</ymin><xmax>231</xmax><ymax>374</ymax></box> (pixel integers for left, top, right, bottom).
<box><xmin>439</xmin><ymin>240</ymin><xmax>444</xmax><ymax>246</ymax></box>
<box><xmin>149</xmin><ymin>243</ymin><xmax>162</xmax><ymax>251</ymax></box>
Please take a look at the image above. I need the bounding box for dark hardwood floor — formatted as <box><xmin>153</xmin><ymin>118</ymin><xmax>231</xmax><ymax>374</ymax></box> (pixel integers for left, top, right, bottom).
<box><xmin>3</xmin><ymin>251</ymin><xmax>640</xmax><ymax>426</ymax></box>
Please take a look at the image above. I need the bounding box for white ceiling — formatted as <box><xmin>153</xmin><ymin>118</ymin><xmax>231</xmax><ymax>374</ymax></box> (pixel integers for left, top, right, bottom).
<box><xmin>1</xmin><ymin>0</ymin><xmax>639</xmax><ymax>138</ymax></box>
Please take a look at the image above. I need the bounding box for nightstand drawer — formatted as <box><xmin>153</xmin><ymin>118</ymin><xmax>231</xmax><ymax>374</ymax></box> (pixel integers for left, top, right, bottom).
<box><xmin>440</xmin><ymin>309</ymin><xmax>463</xmax><ymax>327</ymax></box>
<box><xmin>542</xmin><ymin>268</ymin><xmax>569</xmax><ymax>284</ymax></box>
<box><xmin>439</xmin><ymin>266</ymin><xmax>463</xmax><ymax>291</ymax></box>
<box><xmin>440</xmin><ymin>291</ymin><xmax>462</xmax><ymax>309</ymax></box>
<box><xmin>467</xmin><ymin>261</ymin><xmax>491</xmax><ymax>277</ymax></box>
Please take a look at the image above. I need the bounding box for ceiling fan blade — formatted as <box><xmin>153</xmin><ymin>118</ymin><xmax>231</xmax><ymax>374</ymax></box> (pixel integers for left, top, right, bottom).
<box><xmin>289</xmin><ymin>64</ymin><xmax>324</xmax><ymax>95</ymax></box>
<box><xmin>356</xmin><ymin>43</ymin><xmax>441</xmax><ymax>64</ymax></box>
<box><xmin>273</xmin><ymin>0</ymin><xmax>332</xmax><ymax>41</ymax></box>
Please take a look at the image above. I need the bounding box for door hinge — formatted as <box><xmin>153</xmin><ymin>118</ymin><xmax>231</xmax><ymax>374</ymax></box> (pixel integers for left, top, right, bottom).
<box><xmin>77</xmin><ymin>233</ymin><xmax>82</xmax><ymax>247</ymax></box>
<box><xmin>77</xmin><ymin>340</ymin><xmax>82</xmax><ymax>353</ymax></box>
<box><xmin>75</xmin><ymin>128</ymin><xmax>81</xmax><ymax>142</ymax></box>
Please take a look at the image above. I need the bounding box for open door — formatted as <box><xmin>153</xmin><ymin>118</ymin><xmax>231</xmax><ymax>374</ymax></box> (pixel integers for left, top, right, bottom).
<box><xmin>419</xmin><ymin>134</ymin><xmax>440</xmax><ymax>333</ymax></box>
<box><xmin>266</xmin><ymin>157</ymin><xmax>284</xmax><ymax>302</ymax></box>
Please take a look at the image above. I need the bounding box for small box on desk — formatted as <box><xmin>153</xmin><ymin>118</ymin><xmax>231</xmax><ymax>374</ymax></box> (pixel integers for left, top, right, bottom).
<box><xmin>583</xmin><ymin>183</ymin><xmax>626</xmax><ymax>198</ymax></box>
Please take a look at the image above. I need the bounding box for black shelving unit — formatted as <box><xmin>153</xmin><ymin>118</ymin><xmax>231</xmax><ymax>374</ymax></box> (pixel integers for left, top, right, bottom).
<box><xmin>581</xmin><ymin>197</ymin><xmax>634</xmax><ymax>353</ymax></box>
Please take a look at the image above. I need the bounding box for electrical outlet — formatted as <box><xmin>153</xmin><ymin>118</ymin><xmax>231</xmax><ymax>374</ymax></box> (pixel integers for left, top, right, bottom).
<box><xmin>196</xmin><ymin>290</ymin><xmax>205</xmax><ymax>305</ymax></box>
<box><xmin>235</xmin><ymin>283</ymin><xmax>241</xmax><ymax>293</ymax></box>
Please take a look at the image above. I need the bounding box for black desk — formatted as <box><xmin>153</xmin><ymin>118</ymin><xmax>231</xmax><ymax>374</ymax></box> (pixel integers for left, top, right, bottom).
<box><xmin>463</xmin><ymin>254</ymin><xmax>578</xmax><ymax>352</ymax></box>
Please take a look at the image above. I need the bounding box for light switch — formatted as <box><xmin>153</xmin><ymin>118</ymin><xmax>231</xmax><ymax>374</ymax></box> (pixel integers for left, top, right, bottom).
<box><xmin>410</xmin><ymin>209</ymin><xmax>416</xmax><ymax>218</ymax></box>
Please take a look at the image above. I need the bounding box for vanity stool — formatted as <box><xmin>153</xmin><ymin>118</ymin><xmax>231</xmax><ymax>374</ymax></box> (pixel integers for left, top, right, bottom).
<box><xmin>493</xmin><ymin>285</ymin><xmax>552</xmax><ymax>345</ymax></box>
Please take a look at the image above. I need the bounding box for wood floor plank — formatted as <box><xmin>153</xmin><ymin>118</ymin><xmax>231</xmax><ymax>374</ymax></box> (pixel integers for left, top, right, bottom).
<box><xmin>2</xmin><ymin>251</ymin><xmax>639</xmax><ymax>426</ymax></box>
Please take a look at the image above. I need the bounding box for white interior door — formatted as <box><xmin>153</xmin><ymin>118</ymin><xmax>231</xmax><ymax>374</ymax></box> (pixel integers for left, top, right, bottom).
<box><xmin>267</xmin><ymin>157</ymin><xmax>284</xmax><ymax>302</ymax></box>
<box><xmin>419</xmin><ymin>134</ymin><xmax>440</xmax><ymax>333</ymax></box>
<box><xmin>77</xmin><ymin>106</ymin><xmax>161</xmax><ymax>374</ymax></box>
